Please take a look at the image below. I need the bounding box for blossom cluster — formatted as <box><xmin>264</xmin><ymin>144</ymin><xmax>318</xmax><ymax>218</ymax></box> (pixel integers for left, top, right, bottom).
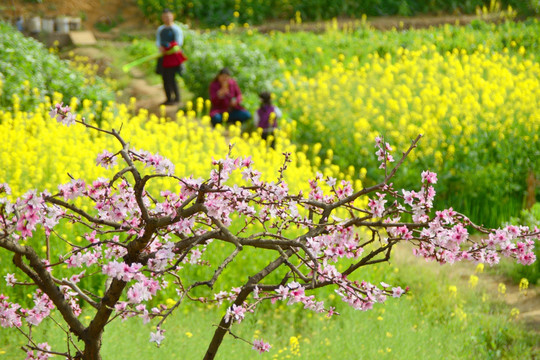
<box><xmin>48</xmin><ymin>103</ymin><xmax>76</xmax><ymax>126</ymax></box>
<box><xmin>0</xmin><ymin>290</ymin><xmax>54</xmax><ymax>330</ymax></box>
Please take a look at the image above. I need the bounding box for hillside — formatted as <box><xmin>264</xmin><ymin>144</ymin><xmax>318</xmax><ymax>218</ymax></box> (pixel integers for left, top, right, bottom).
<box><xmin>4</xmin><ymin>0</ymin><xmax>510</xmax><ymax>36</ymax></box>
<box><xmin>4</xmin><ymin>0</ymin><xmax>149</xmax><ymax>33</ymax></box>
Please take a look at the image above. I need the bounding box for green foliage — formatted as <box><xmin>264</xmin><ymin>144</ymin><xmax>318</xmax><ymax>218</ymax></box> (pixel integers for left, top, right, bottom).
<box><xmin>182</xmin><ymin>30</ymin><xmax>280</xmax><ymax>102</ymax></box>
<box><xmin>0</xmin><ymin>22</ymin><xmax>115</xmax><ymax>111</ymax></box>
<box><xmin>135</xmin><ymin>0</ymin><xmax>538</xmax><ymax>27</ymax></box>
<box><xmin>124</xmin><ymin>36</ymin><xmax>162</xmax><ymax>82</ymax></box>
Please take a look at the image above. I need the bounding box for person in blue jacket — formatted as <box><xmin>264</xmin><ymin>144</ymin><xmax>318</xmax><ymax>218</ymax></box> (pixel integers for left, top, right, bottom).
<box><xmin>156</xmin><ymin>9</ymin><xmax>186</xmax><ymax>105</ymax></box>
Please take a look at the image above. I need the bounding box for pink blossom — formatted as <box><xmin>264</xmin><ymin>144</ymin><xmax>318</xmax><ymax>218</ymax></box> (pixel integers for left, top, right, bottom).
<box><xmin>518</xmin><ymin>252</ymin><xmax>536</xmax><ymax>266</ymax></box>
<box><xmin>136</xmin><ymin>150</ymin><xmax>175</xmax><ymax>175</ymax></box>
<box><xmin>241</xmin><ymin>156</ymin><xmax>253</xmax><ymax>168</ymax></box>
<box><xmin>5</xmin><ymin>273</ymin><xmax>16</xmax><ymax>286</ymax></box>
<box><xmin>402</xmin><ymin>189</ymin><xmax>416</xmax><ymax>206</ymax></box>
<box><xmin>0</xmin><ymin>183</ymin><xmax>11</xmax><ymax>196</ymax></box>
<box><xmin>252</xmin><ymin>339</ymin><xmax>271</xmax><ymax>353</ymax></box>
<box><xmin>368</xmin><ymin>193</ymin><xmax>387</xmax><ymax>218</ymax></box>
<box><xmin>0</xmin><ymin>298</ymin><xmax>23</xmax><ymax>327</ymax></box>
<box><xmin>374</xmin><ymin>138</ymin><xmax>395</xmax><ymax>169</ymax></box>
<box><xmin>96</xmin><ymin>150</ymin><xmax>118</xmax><ymax>169</ymax></box>
<box><xmin>326</xmin><ymin>306</ymin><xmax>337</xmax><ymax>317</ymax></box>
<box><xmin>336</xmin><ymin>180</ymin><xmax>353</xmax><ymax>199</ymax></box>
<box><xmin>225</xmin><ymin>304</ymin><xmax>247</xmax><ymax>324</ymax></box>
<box><xmin>214</xmin><ymin>291</ymin><xmax>230</xmax><ymax>305</ymax></box>
<box><xmin>102</xmin><ymin>261</ymin><xmax>142</xmax><ymax>281</ymax></box>
<box><xmin>58</xmin><ymin>179</ymin><xmax>86</xmax><ymax>201</ymax></box>
<box><xmin>326</xmin><ymin>177</ymin><xmax>337</xmax><ymax>187</ymax></box>
<box><xmin>421</xmin><ymin>170</ymin><xmax>438</xmax><ymax>184</ymax></box>
<box><xmin>287</xmin><ymin>283</ymin><xmax>306</xmax><ymax>305</ymax></box>
<box><xmin>25</xmin><ymin>342</ymin><xmax>52</xmax><ymax>360</ymax></box>
<box><xmin>50</xmin><ymin>104</ymin><xmax>76</xmax><ymax>126</ymax></box>
<box><xmin>66</xmin><ymin>253</ymin><xmax>85</xmax><ymax>268</ymax></box>
<box><xmin>275</xmin><ymin>285</ymin><xmax>289</xmax><ymax>300</ymax></box>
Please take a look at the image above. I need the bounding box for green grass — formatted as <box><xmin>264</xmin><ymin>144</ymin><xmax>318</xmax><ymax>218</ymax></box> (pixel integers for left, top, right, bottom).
<box><xmin>1</xmin><ymin>253</ymin><xmax>537</xmax><ymax>359</ymax></box>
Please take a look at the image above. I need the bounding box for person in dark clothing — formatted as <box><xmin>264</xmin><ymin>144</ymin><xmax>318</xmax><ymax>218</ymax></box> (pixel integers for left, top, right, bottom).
<box><xmin>254</xmin><ymin>91</ymin><xmax>282</xmax><ymax>147</ymax></box>
<box><xmin>156</xmin><ymin>9</ymin><xmax>186</xmax><ymax>105</ymax></box>
<box><xmin>209</xmin><ymin>68</ymin><xmax>251</xmax><ymax>127</ymax></box>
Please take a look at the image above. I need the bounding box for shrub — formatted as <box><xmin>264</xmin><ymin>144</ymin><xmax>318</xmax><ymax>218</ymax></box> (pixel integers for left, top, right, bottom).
<box><xmin>135</xmin><ymin>0</ymin><xmax>538</xmax><ymax>27</ymax></box>
<box><xmin>0</xmin><ymin>22</ymin><xmax>115</xmax><ymax>111</ymax></box>
<box><xmin>183</xmin><ymin>30</ymin><xmax>280</xmax><ymax>102</ymax></box>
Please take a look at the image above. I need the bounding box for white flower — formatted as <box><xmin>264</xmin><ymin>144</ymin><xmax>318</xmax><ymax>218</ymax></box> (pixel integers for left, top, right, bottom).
<box><xmin>150</xmin><ymin>329</ymin><xmax>165</xmax><ymax>346</ymax></box>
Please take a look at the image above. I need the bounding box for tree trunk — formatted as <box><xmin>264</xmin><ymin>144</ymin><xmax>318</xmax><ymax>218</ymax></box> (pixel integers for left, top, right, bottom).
<box><xmin>83</xmin><ymin>334</ymin><xmax>103</xmax><ymax>360</ymax></box>
<box><xmin>203</xmin><ymin>254</ymin><xmax>289</xmax><ymax>359</ymax></box>
<box><xmin>526</xmin><ymin>170</ymin><xmax>537</xmax><ymax>209</ymax></box>
<box><xmin>203</xmin><ymin>289</ymin><xmax>250</xmax><ymax>360</ymax></box>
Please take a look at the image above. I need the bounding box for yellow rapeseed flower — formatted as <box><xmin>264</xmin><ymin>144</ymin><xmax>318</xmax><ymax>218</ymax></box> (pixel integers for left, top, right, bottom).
<box><xmin>519</xmin><ymin>278</ymin><xmax>529</xmax><ymax>294</ymax></box>
<box><xmin>476</xmin><ymin>263</ymin><xmax>484</xmax><ymax>273</ymax></box>
<box><xmin>468</xmin><ymin>275</ymin><xmax>479</xmax><ymax>288</ymax></box>
<box><xmin>510</xmin><ymin>308</ymin><xmax>520</xmax><ymax>319</ymax></box>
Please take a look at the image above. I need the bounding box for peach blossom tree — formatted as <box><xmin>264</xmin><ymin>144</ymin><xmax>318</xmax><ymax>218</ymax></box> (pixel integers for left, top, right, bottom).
<box><xmin>0</xmin><ymin>105</ymin><xmax>537</xmax><ymax>359</ymax></box>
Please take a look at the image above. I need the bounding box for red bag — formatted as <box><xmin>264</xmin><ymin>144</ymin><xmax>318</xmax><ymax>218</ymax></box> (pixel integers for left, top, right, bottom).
<box><xmin>162</xmin><ymin>41</ymin><xmax>187</xmax><ymax>68</ymax></box>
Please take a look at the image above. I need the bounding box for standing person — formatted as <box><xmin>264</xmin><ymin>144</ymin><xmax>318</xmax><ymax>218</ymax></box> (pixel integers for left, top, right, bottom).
<box><xmin>254</xmin><ymin>91</ymin><xmax>282</xmax><ymax>147</ymax></box>
<box><xmin>156</xmin><ymin>8</ymin><xmax>187</xmax><ymax>105</ymax></box>
<box><xmin>209</xmin><ymin>68</ymin><xmax>251</xmax><ymax>127</ymax></box>
<box><xmin>16</xmin><ymin>16</ymin><xmax>24</xmax><ymax>32</ymax></box>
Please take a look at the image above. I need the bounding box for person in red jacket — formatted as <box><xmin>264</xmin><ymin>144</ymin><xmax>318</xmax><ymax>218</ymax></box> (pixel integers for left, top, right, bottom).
<box><xmin>156</xmin><ymin>9</ymin><xmax>187</xmax><ymax>105</ymax></box>
<box><xmin>209</xmin><ymin>68</ymin><xmax>251</xmax><ymax>127</ymax></box>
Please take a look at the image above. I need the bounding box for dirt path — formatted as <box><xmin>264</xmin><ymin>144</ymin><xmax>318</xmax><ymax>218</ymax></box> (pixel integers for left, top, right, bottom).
<box><xmin>124</xmin><ymin>68</ymin><xmax>166</xmax><ymax>113</ymax></box>
<box><xmin>123</xmin><ymin>71</ymin><xmax>182</xmax><ymax>119</ymax></box>
<box><xmin>69</xmin><ymin>46</ymin><xmax>181</xmax><ymax>119</ymax></box>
